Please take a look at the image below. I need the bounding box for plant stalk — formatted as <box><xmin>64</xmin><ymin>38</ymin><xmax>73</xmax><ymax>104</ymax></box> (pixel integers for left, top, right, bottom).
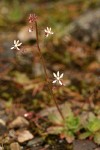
<box><xmin>34</xmin><ymin>21</ymin><xmax>64</xmax><ymax>121</ymax></box>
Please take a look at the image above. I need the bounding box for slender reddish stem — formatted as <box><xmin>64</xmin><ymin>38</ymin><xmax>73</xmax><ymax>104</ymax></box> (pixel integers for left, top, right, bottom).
<box><xmin>34</xmin><ymin>21</ymin><xmax>64</xmax><ymax>120</ymax></box>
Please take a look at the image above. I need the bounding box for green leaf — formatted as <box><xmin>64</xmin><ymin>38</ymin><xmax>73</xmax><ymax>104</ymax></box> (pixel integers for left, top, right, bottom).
<box><xmin>47</xmin><ymin>126</ymin><xmax>63</xmax><ymax>134</ymax></box>
<box><xmin>79</xmin><ymin>131</ymin><xmax>92</xmax><ymax>139</ymax></box>
<box><xmin>87</xmin><ymin>118</ymin><xmax>100</xmax><ymax>132</ymax></box>
<box><xmin>65</xmin><ymin>115</ymin><xmax>80</xmax><ymax>132</ymax></box>
<box><xmin>48</xmin><ymin>102</ymin><xmax>72</xmax><ymax>124</ymax></box>
<box><xmin>94</xmin><ymin>132</ymin><xmax>100</xmax><ymax>144</ymax></box>
<box><xmin>88</xmin><ymin>113</ymin><xmax>96</xmax><ymax>122</ymax></box>
<box><xmin>8</xmin><ymin>0</ymin><xmax>23</xmax><ymax>22</ymax></box>
<box><xmin>12</xmin><ymin>71</ymin><xmax>30</xmax><ymax>85</ymax></box>
<box><xmin>48</xmin><ymin>113</ymin><xmax>63</xmax><ymax>124</ymax></box>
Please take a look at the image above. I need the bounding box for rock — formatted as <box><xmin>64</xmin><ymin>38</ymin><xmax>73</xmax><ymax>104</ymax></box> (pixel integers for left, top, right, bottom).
<box><xmin>9</xmin><ymin>129</ymin><xmax>16</xmax><ymax>139</ymax></box>
<box><xmin>0</xmin><ymin>146</ymin><xmax>3</xmax><ymax>150</ymax></box>
<box><xmin>95</xmin><ymin>148</ymin><xmax>100</xmax><ymax>150</ymax></box>
<box><xmin>9</xmin><ymin>116</ymin><xmax>29</xmax><ymax>129</ymax></box>
<box><xmin>0</xmin><ymin>109</ymin><xmax>9</xmax><ymax>123</ymax></box>
<box><xmin>17</xmin><ymin>26</ymin><xmax>36</xmax><ymax>42</ymax></box>
<box><xmin>73</xmin><ymin>140</ymin><xmax>96</xmax><ymax>150</ymax></box>
<box><xmin>10</xmin><ymin>142</ymin><xmax>21</xmax><ymax>150</ymax></box>
<box><xmin>17</xmin><ymin>130</ymin><xmax>34</xmax><ymax>143</ymax></box>
<box><xmin>0</xmin><ymin>119</ymin><xmax>6</xmax><ymax>126</ymax></box>
<box><xmin>27</xmin><ymin>138</ymin><xmax>43</xmax><ymax>147</ymax></box>
<box><xmin>65</xmin><ymin>9</ymin><xmax>100</xmax><ymax>45</ymax></box>
<box><xmin>0</xmin><ymin>122</ymin><xmax>7</xmax><ymax>136</ymax></box>
<box><xmin>3</xmin><ymin>136</ymin><xmax>11</xmax><ymax>144</ymax></box>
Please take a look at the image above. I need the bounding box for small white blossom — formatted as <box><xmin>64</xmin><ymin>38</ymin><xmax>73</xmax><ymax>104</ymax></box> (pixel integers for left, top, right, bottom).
<box><xmin>28</xmin><ymin>28</ymin><xmax>32</xmax><ymax>32</ymax></box>
<box><xmin>44</xmin><ymin>27</ymin><xmax>54</xmax><ymax>37</ymax></box>
<box><xmin>52</xmin><ymin>71</ymin><xmax>64</xmax><ymax>85</ymax></box>
<box><xmin>11</xmin><ymin>40</ymin><xmax>22</xmax><ymax>50</ymax></box>
<box><xmin>28</xmin><ymin>26</ymin><xmax>33</xmax><ymax>32</ymax></box>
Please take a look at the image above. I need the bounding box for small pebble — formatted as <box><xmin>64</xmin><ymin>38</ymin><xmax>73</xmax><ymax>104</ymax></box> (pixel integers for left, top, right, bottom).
<box><xmin>0</xmin><ymin>123</ymin><xmax>7</xmax><ymax>136</ymax></box>
<box><xmin>73</xmin><ymin>140</ymin><xmax>96</xmax><ymax>150</ymax></box>
<box><xmin>9</xmin><ymin>116</ymin><xmax>29</xmax><ymax>129</ymax></box>
<box><xmin>10</xmin><ymin>142</ymin><xmax>21</xmax><ymax>150</ymax></box>
<box><xmin>0</xmin><ymin>119</ymin><xmax>5</xmax><ymax>126</ymax></box>
<box><xmin>0</xmin><ymin>146</ymin><xmax>4</xmax><ymax>150</ymax></box>
<box><xmin>17</xmin><ymin>130</ymin><xmax>34</xmax><ymax>143</ymax></box>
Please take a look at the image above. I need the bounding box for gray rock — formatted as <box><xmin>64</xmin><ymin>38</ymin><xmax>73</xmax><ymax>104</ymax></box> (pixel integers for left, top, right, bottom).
<box><xmin>0</xmin><ymin>111</ymin><xmax>8</xmax><ymax>123</ymax></box>
<box><xmin>73</xmin><ymin>140</ymin><xmax>96</xmax><ymax>150</ymax></box>
<box><xmin>66</xmin><ymin>9</ymin><xmax>100</xmax><ymax>45</ymax></box>
<box><xmin>0</xmin><ymin>122</ymin><xmax>7</xmax><ymax>136</ymax></box>
<box><xmin>27</xmin><ymin>138</ymin><xmax>43</xmax><ymax>147</ymax></box>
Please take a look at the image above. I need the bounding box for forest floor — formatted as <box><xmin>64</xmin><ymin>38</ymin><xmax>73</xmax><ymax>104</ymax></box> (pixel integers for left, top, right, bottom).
<box><xmin>0</xmin><ymin>0</ymin><xmax>100</xmax><ymax>150</ymax></box>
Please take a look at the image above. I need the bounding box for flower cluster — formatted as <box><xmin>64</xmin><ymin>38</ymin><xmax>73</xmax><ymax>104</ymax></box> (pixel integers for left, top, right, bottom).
<box><xmin>28</xmin><ymin>14</ymin><xmax>37</xmax><ymax>23</ymax></box>
<box><xmin>28</xmin><ymin>13</ymin><xmax>38</xmax><ymax>32</ymax></box>
<box><xmin>28</xmin><ymin>14</ymin><xmax>54</xmax><ymax>37</ymax></box>
<box><xmin>11</xmin><ymin>14</ymin><xmax>63</xmax><ymax>85</ymax></box>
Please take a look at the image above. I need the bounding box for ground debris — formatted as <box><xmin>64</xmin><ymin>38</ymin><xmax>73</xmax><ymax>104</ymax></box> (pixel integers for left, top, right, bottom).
<box><xmin>66</xmin><ymin>9</ymin><xmax>100</xmax><ymax>46</ymax></box>
<box><xmin>73</xmin><ymin>140</ymin><xmax>97</xmax><ymax>150</ymax></box>
<box><xmin>0</xmin><ymin>146</ymin><xmax>3</xmax><ymax>150</ymax></box>
<box><xmin>8</xmin><ymin>116</ymin><xmax>29</xmax><ymax>129</ymax></box>
<box><xmin>10</xmin><ymin>142</ymin><xmax>21</xmax><ymax>150</ymax></box>
<box><xmin>0</xmin><ymin>122</ymin><xmax>7</xmax><ymax>136</ymax></box>
<box><xmin>17</xmin><ymin>130</ymin><xmax>34</xmax><ymax>143</ymax></box>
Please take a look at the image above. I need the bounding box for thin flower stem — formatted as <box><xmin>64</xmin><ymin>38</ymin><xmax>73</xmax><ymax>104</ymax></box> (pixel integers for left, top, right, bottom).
<box><xmin>34</xmin><ymin>21</ymin><xmax>64</xmax><ymax>121</ymax></box>
<box><xmin>35</xmin><ymin>22</ymin><xmax>48</xmax><ymax>81</ymax></box>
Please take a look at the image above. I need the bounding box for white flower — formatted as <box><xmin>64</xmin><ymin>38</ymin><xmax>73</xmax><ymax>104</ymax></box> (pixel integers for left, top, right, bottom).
<box><xmin>28</xmin><ymin>26</ymin><xmax>33</xmax><ymax>33</ymax></box>
<box><xmin>44</xmin><ymin>27</ymin><xmax>54</xmax><ymax>37</ymax></box>
<box><xmin>11</xmin><ymin>40</ymin><xmax>22</xmax><ymax>50</ymax></box>
<box><xmin>28</xmin><ymin>28</ymin><xmax>32</xmax><ymax>32</ymax></box>
<box><xmin>52</xmin><ymin>71</ymin><xmax>64</xmax><ymax>85</ymax></box>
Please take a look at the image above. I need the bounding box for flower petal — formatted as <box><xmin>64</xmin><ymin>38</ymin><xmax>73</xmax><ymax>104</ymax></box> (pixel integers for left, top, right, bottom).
<box><xmin>14</xmin><ymin>40</ymin><xmax>16</xmax><ymax>44</ymax></box>
<box><xmin>59</xmin><ymin>73</ymin><xmax>63</xmax><ymax>78</ymax></box>
<box><xmin>16</xmin><ymin>47</ymin><xmax>20</xmax><ymax>50</ymax></box>
<box><xmin>11</xmin><ymin>46</ymin><xmax>14</xmax><ymax>49</ymax></box>
<box><xmin>18</xmin><ymin>43</ymin><xmax>22</xmax><ymax>46</ymax></box>
<box><xmin>29</xmin><ymin>28</ymin><xmax>32</xmax><ymax>32</ymax></box>
<box><xmin>57</xmin><ymin>71</ymin><xmax>59</xmax><ymax>77</ymax></box>
<box><xmin>53</xmin><ymin>73</ymin><xmax>57</xmax><ymax>78</ymax></box>
<box><xmin>52</xmin><ymin>80</ymin><xmax>57</xmax><ymax>84</ymax></box>
<box><xmin>45</xmin><ymin>34</ymin><xmax>48</xmax><ymax>37</ymax></box>
<box><xmin>17</xmin><ymin>40</ymin><xmax>19</xmax><ymax>44</ymax></box>
<box><xmin>44</xmin><ymin>29</ymin><xmax>47</xmax><ymax>32</ymax></box>
<box><xmin>59</xmin><ymin>80</ymin><xmax>63</xmax><ymax>85</ymax></box>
